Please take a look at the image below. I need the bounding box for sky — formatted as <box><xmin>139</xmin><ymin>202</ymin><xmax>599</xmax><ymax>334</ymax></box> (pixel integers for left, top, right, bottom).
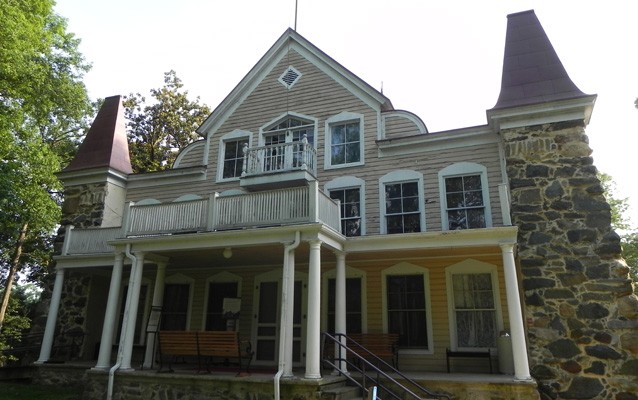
<box><xmin>54</xmin><ymin>0</ymin><xmax>638</xmax><ymax>227</ymax></box>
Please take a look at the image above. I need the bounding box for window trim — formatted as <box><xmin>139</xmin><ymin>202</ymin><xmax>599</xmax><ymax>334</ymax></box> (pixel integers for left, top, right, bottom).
<box><xmin>378</xmin><ymin>170</ymin><xmax>425</xmax><ymax>234</ymax></box>
<box><xmin>321</xmin><ymin>266</ymin><xmax>367</xmax><ymax>333</ymax></box>
<box><xmin>381</xmin><ymin>262</ymin><xmax>433</xmax><ymax>355</ymax></box>
<box><xmin>325</xmin><ymin>176</ymin><xmax>366</xmax><ymax>236</ymax></box>
<box><xmin>324</xmin><ymin>111</ymin><xmax>365</xmax><ymax>170</ymax></box>
<box><xmin>217</xmin><ymin>129</ymin><xmax>252</xmax><ymax>182</ymax></box>
<box><xmin>202</xmin><ymin>271</ymin><xmax>242</xmax><ymax>331</ymax></box>
<box><xmin>438</xmin><ymin>162</ymin><xmax>492</xmax><ymax>231</ymax></box>
<box><xmin>445</xmin><ymin>259</ymin><xmax>504</xmax><ymax>352</ymax></box>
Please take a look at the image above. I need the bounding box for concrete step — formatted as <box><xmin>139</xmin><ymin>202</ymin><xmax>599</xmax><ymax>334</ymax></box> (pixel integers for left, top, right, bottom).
<box><xmin>321</xmin><ymin>385</ymin><xmax>362</xmax><ymax>400</ymax></box>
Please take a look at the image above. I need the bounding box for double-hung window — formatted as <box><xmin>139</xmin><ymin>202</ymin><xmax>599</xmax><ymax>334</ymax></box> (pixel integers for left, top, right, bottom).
<box><xmin>446</xmin><ymin>260</ymin><xmax>502</xmax><ymax>350</ymax></box>
<box><xmin>325</xmin><ymin>112</ymin><xmax>364</xmax><ymax>169</ymax></box>
<box><xmin>329</xmin><ymin>188</ymin><xmax>361</xmax><ymax>236</ymax></box>
<box><xmin>218</xmin><ymin>130</ymin><xmax>252</xmax><ymax>181</ymax></box>
<box><xmin>382</xmin><ymin>265</ymin><xmax>432</xmax><ymax>351</ymax></box>
<box><xmin>222</xmin><ymin>139</ymin><xmax>248</xmax><ymax>179</ymax></box>
<box><xmin>380</xmin><ymin>170</ymin><xmax>425</xmax><ymax>234</ymax></box>
<box><xmin>445</xmin><ymin>175</ymin><xmax>485</xmax><ymax>229</ymax></box>
<box><xmin>439</xmin><ymin>163</ymin><xmax>492</xmax><ymax>230</ymax></box>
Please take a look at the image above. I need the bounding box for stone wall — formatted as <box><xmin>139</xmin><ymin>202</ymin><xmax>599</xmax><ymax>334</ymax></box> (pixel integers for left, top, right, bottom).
<box><xmin>502</xmin><ymin>121</ymin><xmax>638</xmax><ymax>399</ymax></box>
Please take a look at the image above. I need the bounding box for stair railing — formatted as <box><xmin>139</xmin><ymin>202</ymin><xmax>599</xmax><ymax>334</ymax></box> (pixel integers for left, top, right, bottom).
<box><xmin>321</xmin><ymin>332</ymin><xmax>452</xmax><ymax>400</ymax></box>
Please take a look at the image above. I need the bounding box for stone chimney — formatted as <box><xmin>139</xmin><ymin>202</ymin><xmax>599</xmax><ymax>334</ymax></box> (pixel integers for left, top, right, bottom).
<box><xmin>489</xmin><ymin>10</ymin><xmax>637</xmax><ymax>400</ymax></box>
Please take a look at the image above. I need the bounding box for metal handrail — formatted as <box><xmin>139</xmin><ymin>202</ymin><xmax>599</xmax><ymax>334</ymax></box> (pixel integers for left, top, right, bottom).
<box><xmin>321</xmin><ymin>332</ymin><xmax>452</xmax><ymax>400</ymax></box>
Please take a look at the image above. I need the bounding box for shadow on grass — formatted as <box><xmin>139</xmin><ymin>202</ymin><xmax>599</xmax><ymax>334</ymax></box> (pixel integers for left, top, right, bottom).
<box><xmin>3</xmin><ymin>382</ymin><xmax>83</xmax><ymax>400</ymax></box>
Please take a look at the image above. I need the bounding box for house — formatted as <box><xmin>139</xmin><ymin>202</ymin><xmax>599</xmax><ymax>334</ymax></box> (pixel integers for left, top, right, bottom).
<box><xmin>32</xmin><ymin>10</ymin><xmax>637</xmax><ymax>400</ymax></box>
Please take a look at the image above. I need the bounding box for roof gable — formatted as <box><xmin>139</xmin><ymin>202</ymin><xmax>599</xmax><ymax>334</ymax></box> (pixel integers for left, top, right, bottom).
<box><xmin>198</xmin><ymin>29</ymin><xmax>393</xmax><ymax>137</ymax></box>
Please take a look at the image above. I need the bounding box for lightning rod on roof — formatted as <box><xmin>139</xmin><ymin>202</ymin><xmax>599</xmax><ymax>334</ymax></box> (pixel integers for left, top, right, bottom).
<box><xmin>294</xmin><ymin>0</ymin><xmax>298</xmax><ymax>31</ymax></box>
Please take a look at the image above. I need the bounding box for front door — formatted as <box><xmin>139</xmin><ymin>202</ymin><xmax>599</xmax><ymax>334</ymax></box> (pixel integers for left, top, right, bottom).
<box><xmin>252</xmin><ymin>270</ymin><xmax>306</xmax><ymax>366</ymax></box>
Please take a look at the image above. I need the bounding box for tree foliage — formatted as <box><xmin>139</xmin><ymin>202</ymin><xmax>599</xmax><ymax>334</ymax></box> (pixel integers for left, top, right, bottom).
<box><xmin>0</xmin><ymin>0</ymin><xmax>92</xmax><ymax>332</ymax></box>
<box><xmin>124</xmin><ymin>71</ymin><xmax>211</xmax><ymax>173</ymax></box>
<box><xmin>599</xmin><ymin>172</ymin><xmax>638</xmax><ymax>283</ymax></box>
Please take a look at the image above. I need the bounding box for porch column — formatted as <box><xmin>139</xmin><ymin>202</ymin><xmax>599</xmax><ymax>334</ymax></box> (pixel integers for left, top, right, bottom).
<box><xmin>119</xmin><ymin>251</ymin><xmax>145</xmax><ymax>371</ymax></box>
<box><xmin>283</xmin><ymin>246</ymin><xmax>295</xmax><ymax>377</ymax></box>
<box><xmin>305</xmin><ymin>240</ymin><xmax>322</xmax><ymax>379</ymax></box>
<box><xmin>35</xmin><ymin>268</ymin><xmax>65</xmax><ymax>364</ymax></box>
<box><xmin>500</xmin><ymin>243</ymin><xmax>532</xmax><ymax>381</ymax></box>
<box><xmin>94</xmin><ymin>253</ymin><xmax>125</xmax><ymax>369</ymax></box>
<box><xmin>143</xmin><ymin>261</ymin><xmax>167</xmax><ymax>369</ymax></box>
<box><xmin>334</xmin><ymin>251</ymin><xmax>348</xmax><ymax>373</ymax></box>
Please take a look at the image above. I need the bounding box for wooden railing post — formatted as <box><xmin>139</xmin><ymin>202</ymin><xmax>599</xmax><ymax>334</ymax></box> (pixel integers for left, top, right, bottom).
<box><xmin>207</xmin><ymin>192</ymin><xmax>219</xmax><ymax>231</ymax></box>
<box><xmin>61</xmin><ymin>225</ymin><xmax>74</xmax><ymax>256</ymax></box>
<box><xmin>309</xmin><ymin>180</ymin><xmax>319</xmax><ymax>223</ymax></box>
<box><xmin>241</xmin><ymin>143</ymin><xmax>248</xmax><ymax>177</ymax></box>
<box><xmin>122</xmin><ymin>201</ymin><xmax>134</xmax><ymax>236</ymax></box>
<box><xmin>498</xmin><ymin>183</ymin><xmax>512</xmax><ymax>226</ymax></box>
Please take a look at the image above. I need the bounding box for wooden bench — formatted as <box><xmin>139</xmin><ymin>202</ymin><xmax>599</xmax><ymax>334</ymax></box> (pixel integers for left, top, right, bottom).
<box><xmin>348</xmin><ymin>333</ymin><xmax>400</xmax><ymax>369</ymax></box>
<box><xmin>446</xmin><ymin>348</ymin><xmax>492</xmax><ymax>373</ymax></box>
<box><xmin>158</xmin><ymin>330</ymin><xmax>254</xmax><ymax>374</ymax></box>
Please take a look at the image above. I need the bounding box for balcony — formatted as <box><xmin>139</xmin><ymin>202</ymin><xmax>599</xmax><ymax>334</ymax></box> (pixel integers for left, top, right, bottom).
<box><xmin>240</xmin><ymin>139</ymin><xmax>317</xmax><ymax>190</ymax></box>
<box><xmin>60</xmin><ymin>183</ymin><xmax>341</xmax><ymax>255</ymax></box>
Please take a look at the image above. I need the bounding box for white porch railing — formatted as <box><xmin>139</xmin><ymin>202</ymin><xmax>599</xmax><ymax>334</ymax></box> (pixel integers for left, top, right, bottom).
<box><xmin>126</xmin><ymin>198</ymin><xmax>209</xmax><ymax>236</ymax></box>
<box><xmin>63</xmin><ymin>226</ymin><xmax>121</xmax><ymax>255</ymax></box>
<box><xmin>61</xmin><ymin>184</ymin><xmax>341</xmax><ymax>254</ymax></box>
<box><xmin>242</xmin><ymin>140</ymin><xmax>317</xmax><ymax>177</ymax></box>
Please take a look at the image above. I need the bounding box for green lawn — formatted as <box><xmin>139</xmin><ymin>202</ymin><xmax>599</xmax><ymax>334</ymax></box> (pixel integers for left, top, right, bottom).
<box><xmin>1</xmin><ymin>382</ymin><xmax>82</xmax><ymax>400</ymax></box>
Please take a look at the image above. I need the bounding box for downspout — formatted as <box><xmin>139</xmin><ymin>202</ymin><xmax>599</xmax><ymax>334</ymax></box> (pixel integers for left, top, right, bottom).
<box><xmin>107</xmin><ymin>244</ymin><xmax>136</xmax><ymax>400</ymax></box>
<box><xmin>274</xmin><ymin>231</ymin><xmax>300</xmax><ymax>400</ymax></box>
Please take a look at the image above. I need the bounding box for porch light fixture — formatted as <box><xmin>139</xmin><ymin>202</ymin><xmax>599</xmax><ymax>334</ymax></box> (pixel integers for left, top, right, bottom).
<box><xmin>223</xmin><ymin>247</ymin><xmax>233</xmax><ymax>259</ymax></box>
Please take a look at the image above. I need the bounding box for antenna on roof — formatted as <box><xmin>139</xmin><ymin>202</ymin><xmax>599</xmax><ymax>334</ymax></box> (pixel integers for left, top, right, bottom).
<box><xmin>294</xmin><ymin>0</ymin><xmax>298</xmax><ymax>31</ymax></box>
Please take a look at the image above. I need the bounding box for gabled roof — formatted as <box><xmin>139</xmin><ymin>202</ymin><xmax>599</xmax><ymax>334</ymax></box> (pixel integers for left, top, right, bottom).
<box><xmin>63</xmin><ymin>95</ymin><xmax>133</xmax><ymax>174</ymax></box>
<box><xmin>198</xmin><ymin>28</ymin><xmax>394</xmax><ymax>136</ymax></box>
<box><xmin>491</xmin><ymin>10</ymin><xmax>591</xmax><ymax>110</ymax></box>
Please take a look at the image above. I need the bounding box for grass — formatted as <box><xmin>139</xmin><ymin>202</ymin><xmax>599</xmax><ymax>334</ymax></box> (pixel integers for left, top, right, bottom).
<box><xmin>1</xmin><ymin>382</ymin><xmax>83</xmax><ymax>400</ymax></box>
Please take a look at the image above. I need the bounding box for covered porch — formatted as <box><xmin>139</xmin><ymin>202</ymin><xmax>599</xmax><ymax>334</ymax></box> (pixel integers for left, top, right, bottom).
<box><xmin>40</xmin><ymin>223</ymin><xmax>533</xmax><ymax>380</ymax></box>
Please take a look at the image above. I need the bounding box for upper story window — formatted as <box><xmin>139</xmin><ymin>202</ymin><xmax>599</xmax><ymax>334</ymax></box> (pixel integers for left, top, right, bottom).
<box><xmin>217</xmin><ymin>130</ymin><xmax>252</xmax><ymax>182</ymax></box>
<box><xmin>261</xmin><ymin>113</ymin><xmax>316</xmax><ymax>172</ymax></box>
<box><xmin>326</xmin><ymin>176</ymin><xmax>365</xmax><ymax>237</ymax></box>
<box><xmin>325</xmin><ymin>112</ymin><xmax>364</xmax><ymax>169</ymax></box>
<box><xmin>438</xmin><ymin>163</ymin><xmax>492</xmax><ymax>230</ymax></box>
<box><xmin>379</xmin><ymin>170</ymin><xmax>425</xmax><ymax>234</ymax></box>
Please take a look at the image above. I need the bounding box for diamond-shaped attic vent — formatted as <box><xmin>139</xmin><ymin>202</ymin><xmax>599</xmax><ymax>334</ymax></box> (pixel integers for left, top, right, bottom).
<box><xmin>279</xmin><ymin>66</ymin><xmax>301</xmax><ymax>89</ymax></box>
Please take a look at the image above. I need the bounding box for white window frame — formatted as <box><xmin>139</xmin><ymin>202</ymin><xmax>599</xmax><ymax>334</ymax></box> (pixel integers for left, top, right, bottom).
<box><xmin>325</xmin><ymin>176</ymin><xmax>366</xmax><ymax>236</ymax></box>
<box><xmin>438</xmin><ymin>162</ymin><xmax>492</xmax><ymax>231</ymax></box>
<box><xmin>381</xmin><ymin>262</ymin><xmax>433</xmax><ymax>355</ymax></box>
<box><xmin>259</xmin><ymin>112</ymin><xmax>317</xmax><ymax>147</ymax></box>
<box><xmin>445</xmin><ymin>259</ymin><xmax>504</xmax><ymax>351</ymax></box>
<box><xmin>217</xmin><ymin>129</ymin><xmax>252</xmax><ymax>182</ymax></box>
<box><xmin>378</xmin><ymin>170</ymin><xmax>425</xmax><ymax>234</ymax></box>
<box><xmin>324</xmin><ymin>111</ymin><xmax>365</xmax><ymax>170</ymax></box>
<box><xmin>162</xmin><ymin>273</ymin><xmax>194</xmax><ymax>331</ymax></box>
<box><xmin>321</xmin><ymin>266</ymin><xmax>367</xmax><ymax>333</ymax></box>
<box><xmin>202</xmin><ymin>271</ymin><xmax>242</xmax><ymax>331</ymax></box>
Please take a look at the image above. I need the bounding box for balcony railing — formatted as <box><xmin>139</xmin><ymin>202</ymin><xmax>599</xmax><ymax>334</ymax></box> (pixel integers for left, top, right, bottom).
<box><xmin>61</xmin><ymin>183</ymin><xmax>341</xmax><ymax>255</ymax></box>
<box><xmin>242</xmin><ymin>139</ymin><xmax>317</xmax><ymax>177</ymax></box>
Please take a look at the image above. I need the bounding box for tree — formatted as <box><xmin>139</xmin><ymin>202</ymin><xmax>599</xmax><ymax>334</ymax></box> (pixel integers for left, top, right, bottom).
<box><xmin>124</xmin><ymin>71</ymin><xmax>211</xmax><ymax>173</ymax></box>
<box><xmin>0</xmin><ymin>0</ymin><xmax>92</xmax><ymax>332</ymax></box>
<box><xmin>599</xmin><ymin>172</ymin><xmax>638</xmax><ymax>283</ymax></box>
